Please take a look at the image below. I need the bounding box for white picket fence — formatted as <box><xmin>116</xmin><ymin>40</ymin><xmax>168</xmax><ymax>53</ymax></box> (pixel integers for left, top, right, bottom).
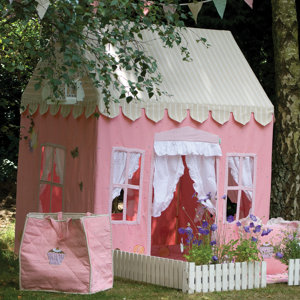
<box><xmin>288</xmin><ymin>259</ymin><xmax>300</xmax><ymax>285</ymax></box>
<box><xmin>184</xmin><ymin>261</ymin><xmax>266</xmax><ymax>293</ymax></box>
<box><xmin>113</xmin><ymin>250</ymin><xmax>187</xmax><ymax>290</ymax></box>
<box><xmin>112</xmin><ymin>250</ymin><xmax>267</xmax><ymax>293</ymax></box>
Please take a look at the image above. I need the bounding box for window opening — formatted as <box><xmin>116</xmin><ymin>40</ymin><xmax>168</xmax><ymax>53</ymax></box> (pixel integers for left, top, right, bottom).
<box><xmin>111</xmin><ymin>148</ymin><xmax>144</xmax><ymax>223</ymax></box>
<box><xmin>225</xmin><ymin>154</ymin><xmax>256</xmax><ymax>222</ymax></box>
<box><xmin>39</xmin><ymin>144</ymin><xmax>65</xmax><ymax>213</ymax></box>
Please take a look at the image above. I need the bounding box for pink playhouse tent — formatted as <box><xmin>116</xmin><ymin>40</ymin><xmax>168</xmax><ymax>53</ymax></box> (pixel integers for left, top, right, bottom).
<box><xmin>16</xmin><ymin>28</ymin><xmax>275</xmax><ymax>265</ymax></box>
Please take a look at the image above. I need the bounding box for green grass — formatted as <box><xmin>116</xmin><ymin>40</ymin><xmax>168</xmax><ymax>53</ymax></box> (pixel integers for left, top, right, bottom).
<box><xmin>1</xmin><ymin>222</ymin><xmax>300</xmax><ymax>300</ymax></box>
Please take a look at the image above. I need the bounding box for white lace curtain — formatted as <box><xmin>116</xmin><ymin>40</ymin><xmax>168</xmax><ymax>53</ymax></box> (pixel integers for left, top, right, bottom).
<box><xmin>152</xmin><ymin>155</ymin><xmax>184</xmax><ymax>217</ymax></box>
<box><xmin>112</xmin><ymin>151</ymin><xmax>141</xmax><ymax>200</ymax></box>
<box><xmin>228</xmin><ymin>156</ymin><xmax>253</xmax><ymax>201</ymax></box>
<box><xmin>152</xmin><ymin>141</ymin><xmax>221</xmax><ymax>217</ymax></box>
<box><xmin>185</xmin><ymin>155</ymin><xmax>217</xmax><ymax>214</ymax></box>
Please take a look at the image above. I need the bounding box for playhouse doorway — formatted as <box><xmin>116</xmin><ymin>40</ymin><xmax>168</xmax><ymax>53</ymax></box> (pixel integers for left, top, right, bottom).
<box><xmin>150</xmin><ymin>155</ymin><xmax>217</xmax><ymax>259</ymax></box>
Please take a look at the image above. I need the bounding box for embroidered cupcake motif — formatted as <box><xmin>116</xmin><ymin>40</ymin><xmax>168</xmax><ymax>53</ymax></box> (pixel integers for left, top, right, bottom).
<box><xmin>47</xmin><ymin>248</ymin><xmax>65</xmax><ymax>265</ymax></box>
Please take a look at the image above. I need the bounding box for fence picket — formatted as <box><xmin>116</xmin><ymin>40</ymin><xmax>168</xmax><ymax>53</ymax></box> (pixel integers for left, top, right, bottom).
<box><xmin>248</xmin><ymin>262</ymin><xmax>254</xmax><ymax>289</ymax></box>
<box><xmin>188</xmin><ymin>262</ymin><xmax>196</xmax><ymax>294</ymax></box>
<box><xmin>179</xmin><ymin>261</ymin><xmax>185</xmax><ymax>290</ymax></box>
<box><xmin>235</xmin><ymin>262</ymin><xmax>241</xmax><ymax>290</ymax></box>
<box><xmin>254</xmin><ymin>261</ymin><xmax>260</xmax><ymax>288</ymax></box>
<box><xmin>228</xmin><ymin>263</ymin><xmax>235</xmax><ymax>290</ymax></box>
<box><xmin>209</xmin><ymin>264</ymin><xmax>215</xmax><ymax>292</ymax></box>
<box><xmin>195</xmin><ymin>265</ymin><xmax>202</xmax><ymax>293</ymax></box>
<box><xmin>159</xmin><ymin>258</ymin><xmax>165</xmax><ymax>287</ymax></box>
<box><xmin>215</xmin><ymin>264</ymin><xmax>222</xmax><ymax>292</ymax></box>
<box><xmin>173</xmin><ymin>260</ymin><xmax>179</xmax><ymax>289</ymax></box>
<box><xmin>182</xmin><ymin>262</ymin><xmax>189</xmax><ymax>293</ymax></box>
<box><xmin>241</xmin><ymin>262</ymin><xmax>247</xmax><ymax>290</ymax></box>
<box><xmin>202</xmin><ymin>264</ymin><xmax>208</xmax><ymax>293</ymax></box>
<box><xmin>222</xmin><ymin>263</ymin><xmax>228</xmax><ymax>291</ymax></box>
<box><xmin>294</xmin><ymin>259</ymin><xmax>299</xmax><ymax>285</ymax></box>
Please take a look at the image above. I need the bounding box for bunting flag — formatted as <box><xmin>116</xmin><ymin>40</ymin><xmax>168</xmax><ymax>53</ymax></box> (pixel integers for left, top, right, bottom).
<box><xmin>36</xmin><ymin>0</ymin><xmax>50</xmax><ymax>19</ymax></box>
<box><xmin>213</xmin><ymin>0</ymin><xmax>227</xmax><ymax>19</ymax></box>
<box><xmin>244</xmin><ymin>0</ymin><xmax>253</xmax><ymax>8</ymax></box>
<box><xmin>187</xmin><ymin>2</ymin><xmax>203</xmax><ymax>24</ymax></box>
<box><xmin>163</xmin><ymin>4</ymin><xmax>177</xmax><ymax>15</ymax></box>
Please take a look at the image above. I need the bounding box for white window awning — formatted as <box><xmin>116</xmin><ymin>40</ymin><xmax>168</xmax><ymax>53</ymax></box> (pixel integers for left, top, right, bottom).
<box><xmin>154</xmin><ymin>140</ymin><xmax>222</xmax><ymax>157</ymax></box>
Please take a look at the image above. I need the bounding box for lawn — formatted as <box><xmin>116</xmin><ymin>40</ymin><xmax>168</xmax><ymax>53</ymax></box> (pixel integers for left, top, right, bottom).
<box><xmin>1</xmin><ymin>221</ymin><xmax>300</xmax><ymax>300</ymax></box>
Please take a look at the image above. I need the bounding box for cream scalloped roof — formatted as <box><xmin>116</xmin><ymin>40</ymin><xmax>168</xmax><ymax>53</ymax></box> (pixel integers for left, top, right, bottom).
<box><xmin>21</xmin><ymin>27</ymin><xmax>274</xmax><ymax>126</ymax></box>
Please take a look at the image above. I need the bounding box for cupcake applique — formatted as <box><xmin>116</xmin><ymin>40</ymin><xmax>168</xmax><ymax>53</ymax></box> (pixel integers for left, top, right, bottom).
<box><xmin>47</xmin><ymin>247</ymin><xmax>65</xmax><ymax>265</ymax></box>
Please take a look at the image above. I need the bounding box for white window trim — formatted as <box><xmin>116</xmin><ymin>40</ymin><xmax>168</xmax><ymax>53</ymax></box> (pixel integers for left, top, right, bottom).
<box><xmin>223</xmin><ymin>153</ymin><xmax>257</xmax><ymax>223</ymax></box>
<box><xmin>109</xmin><ymin>147</ymin><xmax>145</xmax><ymax>225</ymax></box>
<box><xmin>38</xmin><ymin>143</ymin><xmax>66</xmax><ymax>212</ymax></box>
<box><xmin>43</xmin><ymin>79</ymin><xmax>85</xmax><ymax>105</ymax></box>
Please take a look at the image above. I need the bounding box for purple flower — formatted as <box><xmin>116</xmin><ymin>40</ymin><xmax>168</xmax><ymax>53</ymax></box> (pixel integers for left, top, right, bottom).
<box><xmin>210</xmin><ymin>240</ymin><xmax>217</xmax><ymax>246</ymax></box>
<box><xmin>261</xmin><ymin>228</ymin><xmax>273</xmax><ymax>236</ymax></box>
<box><xmin>211</xmin><ymin>224</ymin><xmax>218</xmax><ymax>231</ymax></box>
<box><xmin>198</xmin><ymin>228</ymin><xmax>210</xmax><ymax>235</ymax></box>
<box><xmin>227</xmin><ymin>215</ymin><xmax>235</xmax><ymax>223</ymax></box>
<box><xmin>244</xmin><ymin>226</ymin><xmax>250</xmax><ymax>233</ymax></box>
<box><xmin>198</xmin><ymin>240</ymin><xmax>203</xmax><ymax>246</ymax></box>
<box><xmin>212</xmin><ymin>255</ymin><xmax>218</xmax><ymax>262</ymax></box>
<box><xmin>253</xmin><ymin>225</ymin><xmax>261</xmax><ymax>233</ymax></box>
<box><xmin>250</xmin><ymin>214</ymin><xmax>257</xmax><ymax>222</ymax></box>
<box><xmin>221</xmin><ymin>194</ymin><xmax>227</xmax><ymax>199</ymax></box>
<box><xmin>251</xmin><ymin>237</ymin><xmax>258</xmax><ymax>242</ymax></box>
<box><xmin>178</xmin><ymin>227</ymin><xmax>186</xmax><ymax>234</ymax></box>
<box><xmin>202</xmin><ymin>220</ymin><xmax>209</xmax><ymax>228</ymax></box>
<box><xmin>249</xmin><ymin>222</ymin><xmax>255</xmax><ymax>228</ymax></box>
<box><xmin>185</xmin><ymin>227</ymin><xmax>193</xmax><ymax>235</ymax></box>
<box><xmin>276</xmin><ymin>252</ymin><xmax>284</xmax><ymax>259</ymax></box>
<box><xmin>206</xmin><ymin>192</ymin><xmax>212</xmax><ymax>200</ymax></box>
<box><xmin>236</xmin><ymin>221</ymin><xmax>242</xmax><ymax>227</ymax></box>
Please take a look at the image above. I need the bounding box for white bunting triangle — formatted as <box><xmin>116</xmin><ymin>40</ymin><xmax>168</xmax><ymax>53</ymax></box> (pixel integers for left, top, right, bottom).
<box><xmin>187</xmin><ymin>2</ymin><xmax>203</xmax><ymax>24</ymax></box>
<box><xmin>163</xmin><ymin>4</ymin><xmax>177</xmax><ymax>15</ymax></box>
<box><xmin>36</xmin><ymin>0</ymin><xmax>50</xmax><ymax>19</ymax></box>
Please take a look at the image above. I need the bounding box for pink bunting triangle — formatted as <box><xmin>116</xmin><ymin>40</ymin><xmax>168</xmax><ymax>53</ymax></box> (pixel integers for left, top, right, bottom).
<box><xmin>244</xmin><ymin>0</ymin><xmax>253</xmax><ymax>8</ymax></box>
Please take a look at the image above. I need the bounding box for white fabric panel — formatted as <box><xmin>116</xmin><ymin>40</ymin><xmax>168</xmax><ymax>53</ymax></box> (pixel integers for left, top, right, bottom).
<box><xmin>112</xmin><ymin>151</ymin><xmax>141</xmax><ymax>200</ymax></box>
<box><xmin>228</xmin><ymin>156</ymin><xmax>253</xmax><ymax>200</ymax></box>
<box><xmin>152</xmin><ymin>155</ymin><xmax>184</xmax><ymax>217</ymax></box>
<box><xmin>185</xmin><ymin>155</ymin><xmax>217</xmax><ymax>214</ymax></box>
<box><xmin>112</xmin><ymin>151</ymin><xmax>127</xmax><ymax>199</ymax></box>
<box><xmin>154</xmin><ymin>141</ymin><xmax>222</xmax><ymax>157</ymax></box>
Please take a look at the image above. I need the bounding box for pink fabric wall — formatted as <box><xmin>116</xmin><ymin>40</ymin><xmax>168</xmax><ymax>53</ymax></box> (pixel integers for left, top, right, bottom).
<box><xmin>94</xmin><ymin>109</ymin><xmax>273</xmax><ymax>255</ymax></box>
<box><xmin>16</xmin><ymin>107</ymin><xmax>273</xmax><ymax>256</ymax></box>
<box><xmin>15</xmin><ymin>109</ymin><xmax>98</xmax><ymax>252</ymax></box>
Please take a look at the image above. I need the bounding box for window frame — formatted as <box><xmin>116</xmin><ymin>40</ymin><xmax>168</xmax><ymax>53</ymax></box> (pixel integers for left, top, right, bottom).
<box><xmin>223</xmin><ymin>153</ymin><xmax>257</xmax><ymax>223</ymax></box>
<box><xmin>109</xmin><ymin>147</ymin><xmax>145</xmax><ymax>225</ymax></box>
<box><xmin>38</xmin><ymin>143</ymin><xmax>66</xmax><ymax>212</ymax></box>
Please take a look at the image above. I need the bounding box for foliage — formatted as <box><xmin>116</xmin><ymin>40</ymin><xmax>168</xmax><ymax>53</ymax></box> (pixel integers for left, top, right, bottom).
<box><xmin>1</xmin><ymin>0</ymin><xmax>193</xmax><ymax>108</ymax></box>
<box><xmin>274</xmin><ymin>231</ymin><xmax>300</xmax><ymax>266</ymax></box>
<box><xmin>0</xmin><ymin>1</ymin><xmax>41</xmax><ymax>180</ymax></box>
<box><xmin>179</xmin><ymin>218</ymin><xmax>217</xmax><ymax>265</ymax></box>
